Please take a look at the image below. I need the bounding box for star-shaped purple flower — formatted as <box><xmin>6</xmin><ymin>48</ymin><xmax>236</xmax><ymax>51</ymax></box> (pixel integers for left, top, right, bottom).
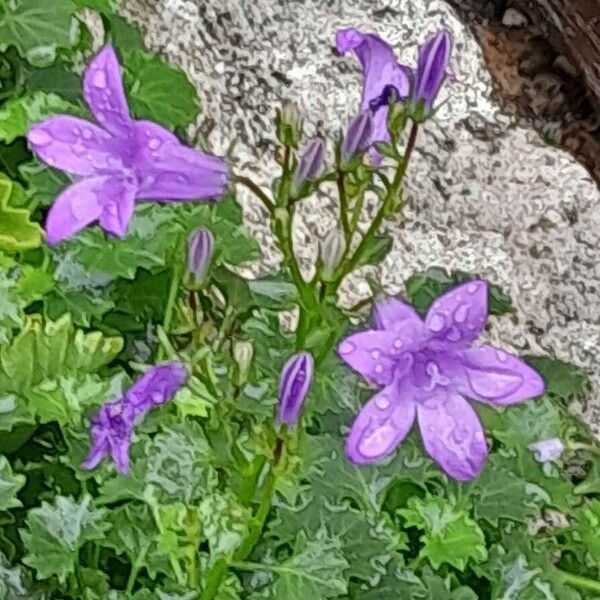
<box><xmin>336</xmin><ymin>28</ymin><xmax>410</xmax><ymax>165</ymax></box>
<box><xmin>338</xmin><ymin>281</ymin><xmax>545</xmax><ymax>480</ymax></box>
<box><xmin>27</xmin><ymin>45</ymin><xmax>229</xmax><ymax>245</ymax></box>
<box><xmin>82</xmin><ymin>362</ymin><xmax>188</xmax><ymax>474</ymax></box>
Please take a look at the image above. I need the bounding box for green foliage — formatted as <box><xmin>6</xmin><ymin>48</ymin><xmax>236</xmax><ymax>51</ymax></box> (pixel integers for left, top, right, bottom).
<box><xmin>0</xmin><ymin>174</ymin><xmax>42</xmax><ymax>252</ymax></box>
<box><xmin>0</xmin><ymin>455</ymin><xmax>25</xmax><ymax>510</ymax></box>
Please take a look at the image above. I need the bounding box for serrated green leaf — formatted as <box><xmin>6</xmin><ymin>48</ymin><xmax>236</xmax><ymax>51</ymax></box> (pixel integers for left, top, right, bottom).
<box><xmin>0</xmin><ymin>174</ymin><xmax>43</xmax><ymax>251</ymax></box>
<box><xmin>0</xmin><ymin>0</ymin><xmax>79</xmax><ymax>67</ymax></box>
<box><xmin>108</xmin><ymin>13</ymin><xmax>144</xmax><ymax>51</ymax></box>
<box><xmin>572</xmin><ymin>500</ymin><xmax>600</xmax><ymax>565</ymax></box>
<box><xmin>0</xmin><ymin>550</ymin><xmax>41</xmax><ymax>599</ymax></box>
<box><xmin>0</xmin><ymin>91</ymin><xmax>86</xmax><ymax>143</ymax></box>
<box><xmin>21</xmin><ymin>494</ymin><xmax>110</xmax><ymax>582</ymax></box>
<box><xmin>525</xmin><ymin>356</ymin><xmax>589</xmax><ymax>402</ymax></box>
<box><xmin>123</xmin><ymin>49</ymin><xmax>200</xmax><ymax>129</ymax></box>
<box><xmin>400</xmin><ymin>496</ymin><xmax>487</xmax><ymax>570</ymax></box>
<box><xmin>0</xmin><ymin>455</ymin><xmax>25</xmax><ymax>510</ymax></box>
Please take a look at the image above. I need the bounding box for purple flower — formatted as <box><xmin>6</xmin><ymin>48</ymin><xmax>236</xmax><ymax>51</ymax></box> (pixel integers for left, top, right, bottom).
<box><xmin>277</xmin><ymin>352</ymin><xmax>314</xmax><ymax>428</ymax></box>
<box><xmin>336</xmin><ymin>28</ymin><xmax>409</xmax><ymax>164</ymax></box>
<box><xmin>338</xmin><ymin>281</ymin><xmax>544</xmax><ymax>480</ymax></box>
<box><xmin>292</xmin><ymin>138</ymin><xmax>325</xmax><ymax>195</ymax></box>
<box><xmin>412</xmin><ymin>30</ymin><xmax>452</xmax><ymax>115</ymax></box>
<box><xmin>188</xmin><ymin>227</ymin><xmax>215</xmax><ymax>284</ymax></box>
<box><xmin>82</xmin><ymin>362</ymin><xmax>188</xmax><ymax>474</ymax></box>
<box><xmin>529</xmin><ymin>438</ymin><xmax>564</xmax><ymax>463</ymax></box>
<box><xmin>27</xmin><ymin>45</ymin><xmax>229</xmax><ymax>245</ymax></box>
<box><xmin>341</xmin><ymin>111</ymin><xmax>374</xmax><ymax>166</ymax></box>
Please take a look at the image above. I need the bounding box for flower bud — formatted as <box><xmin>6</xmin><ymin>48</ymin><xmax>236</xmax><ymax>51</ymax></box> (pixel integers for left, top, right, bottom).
<box><xmin>341</xmin><ymin>110</ymin><xmax>373</xmax><ymax>166</ymax></box>
<box><xmin>291</xmin><ymin>138</ymin><xmax>325</xmax><ymax>196</ymax></box>
<box><xmin>320</xmin><ymin>229</ymin><xmax>345</xmax><ymax>280</ymax></box>
<box><xmin>528</xmin><ymin>438</ymin><xmax>565</xmax><ymax>463</ymax></box>
<box><xmin>233</xmin><ymin>340</ymin><xmax>253</xmax><ymax>385</ymax></box>
<box><xmin>277</xmin><ymin>351</ymin><xmax>314</xmax><ymax>428</ymax></box>
<box><xmin>276</xmin><ymin>101</ymin><xmax>303</xmax><ymax>148</ymax></box>
<box><xmin>412</xmin><ymin>29</ymin><xmax>452</xmax><ymax>118</ymax></box>
<box><xmin>188</xmin><ymin>227</ymin><xmax>214</xmax><ymax>285</ymax></box>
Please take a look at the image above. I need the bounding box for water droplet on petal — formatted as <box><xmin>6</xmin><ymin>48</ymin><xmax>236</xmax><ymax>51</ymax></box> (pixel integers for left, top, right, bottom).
<box><xmin>371</xmin><ymin>349</ymin><xmax>381</xmax><ymax>360</ymax></box>
<box><xmin>467</xmin><ymin>282</ymin><xmax>480</xmax><ymax>294</ymax></box>
<box><xmin>92</xmin><ymin>69</ymin><xmax>107</xmax><ymax>89</ymax></box>
<box><xmin>151</xmin><ymin>392</ymin><xmax>163</xmax><ymax>404</ymax></box>
<box><xmin>429</xmin><ymin>313</ymin><xmax>445</xmax><ymax>332</ymax></box>
<box><xmin>375</xmin><ymin>394</ymin><xmax>390</xmax><ymax>410</ymax></box>
<box><xmin>72</xmin><ymin>127</ymin><xmax>80</xmax><ymax>136</ymax></box>
<box><xmin>340</xmin><ymin>341</ymin><xmax>355</xmax><ymax>355</ymax></box>
<box><xmin>465</xmin><ymin>367</ymin><xmax>523</xmax><ymax>399</ymax></box>
<box><xmin>148</xmin><ymin>137</ymin><xmax>161</xmax><ymax>150</ymax></box>
<box><xmin>393</xmin><ymin>339</ymin><xmax>404</xmax><ymax>349</ymax></box>
<box><xmin>474</xmin><ymin>431</ymin><xmax>485</xmax><ymax>443</ymax></box>
<box><xmin>374</xmin><ymin>364</ymin><xmax>384</xmax><ymax>374</ymax></box>
<box><xmin>452</xmin><ymin>426</ymin><xmax>469</xmax><ymax>443</ymax></box>
<box><xmin>496</xmin><ymin>350</ymin><xmax>508</xmax><ymax>362</ymax></box>
<box><xmin>29</xmin><ymin>130</ymin><xmax>52</xmax><ymax>146</ymax></box>
<box><xmin>177</xmin><ymin>175</ymin><xmax>187</xmax><ymax>183</ymax></box>
<box><xmin>446</xmin><ymin>326</ymin><xmax>462</xmax><ymax>342</ymax></box>
<box><xmin>358</xmin><ymin>424</ymin><xmax>396</xmax><ymax>458</ymax></box>
<box><xmin>82</xmin><ymin>129</ymin><xmax>93</xmax><ymax>140</ymax></box>
<box><xmin>454</xmin><ymin>303</ymin><xmax>469</xmax><ymax>324</ymax></box>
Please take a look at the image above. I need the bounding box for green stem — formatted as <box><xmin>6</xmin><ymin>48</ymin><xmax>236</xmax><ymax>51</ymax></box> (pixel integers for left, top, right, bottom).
<box><xmin>349</xmin><ymin>191</ymin><xmax>365</xmax><ymax>234</ymax></box>
<box><xmin>200</xmin><ymin>558</ymin><xmax>229</xmax><ymax>600</ymax></box>
<box><xmin>156</xmin><ymin>250</ymin><xmax>183</xmax><ymax>362</ymax></box>
<box><xmin>557</xmin><ymin>569</ymin><xmax>600</xmax><ymax>593</ymax></box>
<box><xmin>337</xmin><ymin>169</ymin><xmax>351</xmax><ymax>244</ymax></box>
<box><xmin>126</xmin><ymin>543</ymin><xmax>150</xmax><ymax>596</ymax></box>
<box><xmin>235</xmin><ymin>175</ymin><xmax>274</xmax><ymax>214</ymax></box>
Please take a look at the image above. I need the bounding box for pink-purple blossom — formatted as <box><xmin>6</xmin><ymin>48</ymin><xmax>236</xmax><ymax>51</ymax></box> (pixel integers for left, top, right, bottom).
<box><xmin>338</xmin><ymin>281</ymin><xmax>544</xmax><ymax>480</ymax></box>
<box><xmin>27</xmin><ymin>45</ymin><xmax>229</xmax><ymax>245</ymax></box>
<box><xmin>277</xmin><ymin>352</ymin><xmax>314</xmax><ymax>428</ymax></box>
<box><xmin>82</xmin><ymin>362</ymin><xmax>188</xmax><ymax>474</ymax></box>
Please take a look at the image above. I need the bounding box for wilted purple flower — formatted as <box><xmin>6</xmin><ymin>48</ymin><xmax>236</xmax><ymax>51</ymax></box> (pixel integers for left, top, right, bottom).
<box><xmin>292</xmin><ymin>138</ymin><xmax>325</xmax><ymax>195</ymax></box>
<box><xmin>341</xmin><ymin>111</ymin><xmax>374</xmax><ymax>166</ymax></box>
<box><xmin>82</xmin><ymin>362</ymin><xmax>188</xmax><ymax>474</ymax></box>
<box><xmin>412</xmin><ymin>30</ymin><xmax>452</xmax><ymax>115</ymax></box>
<box><xmin>528</xmin><ymin>438</ymin><xmax>564</xmax><ymax>463</ymax></box>
<box><xmin>277</xmin><ymin>352</ymin><xmax>314</xmax><ymax>428</ymax></box>
<box><xmin>188</xmin><ymin>227</ymin><xmax>215</xmax><ymax>283</ymax></box>
<box><xmin>336</xmin><ymin>28</ymin><xmax>409</xmax><ymax>164</ymax></box>
<box><xmin>27</xmin><ymin>45</ymin><xmax>229</xmax><ymax>245</ymax></box>
<box><xmin>338</xmin><ymin>281</ymin><xmax>544</xmax><ymax>480</ymax></box>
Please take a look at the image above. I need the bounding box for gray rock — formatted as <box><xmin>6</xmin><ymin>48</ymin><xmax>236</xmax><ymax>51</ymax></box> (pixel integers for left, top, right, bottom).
<box><xmin>119</xmin><ymin>0</ymin><xmax>600</xmax><ymax>433</ymax></box>
<box><xmin>501</xmin><ymin>7</ymin><xmax>528</xmax><ymax>28</ymax></box>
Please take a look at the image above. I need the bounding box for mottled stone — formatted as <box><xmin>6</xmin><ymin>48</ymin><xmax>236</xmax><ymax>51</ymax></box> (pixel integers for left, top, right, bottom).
<box><xmin>119</xmin><ymin>0</ymin><xmax>600</xmax><ymax>433</ymax></box>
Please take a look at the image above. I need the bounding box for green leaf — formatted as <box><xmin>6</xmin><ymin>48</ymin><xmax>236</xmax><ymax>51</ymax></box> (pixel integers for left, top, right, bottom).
<box><xmin>20</xmin><ymin>156</ymin><xmax>72</xmax><ymax>207</ymax></box>
<box><xmin>405</xmin><ymin>266</ymin><xmax>513</xmax><ymax>316</ymax></box>
<box><xmin>0</xmin><ymin>455</ymin><xmax>25</xmax><ymax>510</ymax></box>
<box><xmin>21</xmin><ymin>494</ymin><xmax>110</xmax><ymax>582</ymax></box>
<box><xmin>572</xmin><ymin>500</ymin><xmax>600</xmax><ymax>565</ymax></box>
<box><xmin>399</xmin><ymin>496</ymin><xmax>487</xmax><ymax>570</ymax></box>
<box><xmin>0</xmin><ymin>0</ymin><xmax>79</xmax><ymax>67</ymax></box>
<box><xmin>355</xmin><ymin>235</ymin><xmax>393</xmax><ymax>268</ymax></box>
<box><xmin>0</xmin><ymin>551</ymin><xmax>40</xmax><ymax>599</ymax></box>
<box><xmin>71</xmin><ymin>0</ymin><xmax>116</xmax><ymax>13</ymax></box>
<box><xmin>525</xmin><ymin>356</ymin><xmax>589</xmax><ymax>401</ymax></box>
<box><xmin>24</xmin><ymin>63</ymin><xmax>82</xmax><ymax>103</ymax></box>
<box><xmin>107</xmin><ymin>14</ymin><xmax>145</xmax><ymax>50</ymax></box>
<box><xmin>0</xmin><ymin>91</ymin><xmax>86</xmax><ymax>143</ymax></box>
<box><xmin>122</xmin><ymin>49</ymin><xmax>200</xmax><ymax>129</ymax></box>
<box><xmin>247</xmin><ymin>275</ymin><xmax>298</xmax><ymax>309</ymax></box>
<box><xmin>0</xmin><ymin>174</ymin><xmax>43</xmax><ymax>252</ymax></box>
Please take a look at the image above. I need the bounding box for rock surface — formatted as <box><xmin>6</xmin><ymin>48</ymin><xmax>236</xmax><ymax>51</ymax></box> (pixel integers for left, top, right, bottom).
<box><xmin>119</xmin><ymin>0</ymin><xmax>600</xmax><ymax>432</ymax></box>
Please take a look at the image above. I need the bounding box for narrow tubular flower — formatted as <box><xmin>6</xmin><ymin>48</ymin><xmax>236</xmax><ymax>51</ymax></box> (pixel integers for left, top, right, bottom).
<box><xmin>82</xmin><ymin>362</ymin><xmax>188</xmax><ymax>474</ymax></box>
<box><xmin>188</xmin><ymin>227</ymin><xmax>215</xmax><ymax>284</ymax></box>
<box><xmin>412</xmin><ymin>30</ymin><xmax>452</xmax><ymax>115</ymax></box>
<box><xmin>277</xmin><ymin>352</ymin><xmax>314</xmax><ymax>428</ymax></box>
<box><xmin>338</xmin><ymin>281</ymin><xmax>545</xmax><ymax>480</ymax></box>
<box><xmin>341</xmin><ymin>111</ymin><xmax>374</xmax><ymax>166</ymax></box>
<box><xmin>27</xmin><ymin>45</ymin><xmax>229</xmax><ymax>245</ymax></box>
<box><xmin>292</xmin><ymin>138</ymin><xmax>325</xmax><ymax>195</ymax></box>
<box><xmin>336</xmin><ymin>28</ymin><xmax>409</xmax><ymax>164</ymax></box>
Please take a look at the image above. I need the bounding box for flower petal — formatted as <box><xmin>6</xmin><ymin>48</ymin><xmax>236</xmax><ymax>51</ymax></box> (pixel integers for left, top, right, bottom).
<box><xmin>346</xmin><ymin>385</ymin><xmax>415</xmax><ymax>464</ymax></box>
<box><xmin>417</xmin><ymin>391</ymin><xmax>488</xmax><ymax>480</ymax></box>
<box><xmin>81</xmin><ymin>435</ymin><xmax>109</xmax><ymax>471</ymax></box>
<box><xmin>338</xmin><ymin>330</ymin><xmax>402</xmax><ymax>386</ymax></box>
<box><xmin>84</xmin><ymin>45</ymin><xmax>133</xmax><ymax>137</ymax></box>
<box><xmin>414</xmin><ymin>30</ymin><xmax>452</xmax><ymax>112</ymax></box>
<box><xmin>336</xmin><ymin>28</ymin><xmax>410</xmax><ymax>163</ymax></box>
<box><xmin>98</xmin><ymin>178</ymin><xmax>137</xmax><ymax>238</ymax></box>
<box><xmin>109</xmin><ymin>436</ymin><xmax>132</xmax><ymax>474</ymax></box>
<box><xmin>424</xmin><ymin>280</ymin><xmax>488</xmax><ymax>346</ymax></box>
<box><xmin>28</xmin><ymin>116</ymin><xmax>123</xmax><ymax>176</ymax></box>
<box><xmin>373</xmin><ymin>296</ymin><xmax>427</xmax><ymax>350</ymax></box>
<box><xmin>456</xmin><ymin>344</ymin><xmax>545</xmax><ymax>405</ymax></box>
<box><xmin>133</xmin><ymin>122</ymin><xmax>229</xmax><ymax>200</ymax></box>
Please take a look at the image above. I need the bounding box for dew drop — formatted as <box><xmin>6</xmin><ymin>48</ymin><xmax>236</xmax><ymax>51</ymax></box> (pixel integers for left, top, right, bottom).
<box><xmin>371</xmin><ymin>349</ymin><xmax>381</xmax><ymax>360</ymax></box>
<box><xmin>28</xmin><ymin>129</ymin><xmax>52</xmax><ymax>146</ymax></box>
<box><xmin>148</xmin><ymin>137</ymin><xmax>161</xmax><ymax>150</ymax></box>
<box><xmin>374</xmin><ymin>364</ymin><xmax>384</xmax><ymax>374</ymax></box>
<box><xmin>496</xmin><ymin>350</ymin><xmax>508</xmax><ymax>363</ymax></box>
<box><xmin>393</xmin><ymin>339</ymin><xmax>404</xmax><ymax>349</ymax></box>
<box><xmin>339</xmin><ymin>341</ymin><xmax>355</xmax><ymax>355</ymax></box>
<box><xmin>177</xmin><ymin>175</ymin><xmax>187</xmax><ymax>183</ymax></box>
<box><xmin>72</xmin><ymin>127</ymin><xmax>80</xmax><ymax>136</ymax></box>
<box><xmin>474</xmin><ymin>431</ymin><xmax>485</xmax><ymax>443</ymax></box>
<box><xmin>92</xmin><ymin>69</ymin><xmax>107</xmax><ymax>89</ymax></box>
<box><xmin>452</xmin><ymin>426</ymin><xmax>469</xmax><ymax>443</ymax></box>
<box><xmin>375</xmin><ymin>394</ymin><xmax>390</xmax><ymax>410</ymax></box>
<box><xmin>429</xmin><ymin>313</ymin><xmax>445</xmax><ymax>332</ymax></box>
<box><xmin>446</xmin><ymin>326</ymin><xmax>462</xmax><ymax>342</ymax></box>
<box><xmin>465</xmin><ymin>367</ymin><xmax>523</xmax><ymax>399</ymax></box>
<box><xmin>454</xmin><ymin>303</ymin><xmax>469</xmax><ymax>324</ymax></box>
<box><xmin>358</xmin><ymin>424</ymin><xmax>396</xmax><ymax>458</ymax></box>
<box><xmin>86</xmin><ymin>153</ymin><xmax>94</xmax><ymax>161</ymax></box>
<box><xmin>82</xmin><ymin>128</ymin><xmax>93</xmax><ymax>140</ymax></box>
<box><xmin>151</xmin><ymin>392</ymin><xmax>164</xmax><ymax>404</ymax></box>
<box><xmin>467</xmin><ymin>282</ymin><xmax>480</xmax><ymax>294</ymax></box>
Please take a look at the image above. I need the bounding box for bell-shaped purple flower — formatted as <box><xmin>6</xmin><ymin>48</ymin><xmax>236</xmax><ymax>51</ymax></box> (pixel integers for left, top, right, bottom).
<box><xmin>292</xmin><ymin>138</ymin><xmax>325</xmax><ymax>196</ymax></box>
<box><xmin>188</xmin><ymin>227</ymin><xmax>215</xmax><ymax>284</ymax></box>
<box><xmin>341</xmin><ymin>111</ymin><xmax>374</xmax><ymax>166</ymax></box>
<box><xmin>412</xmin><ymin>30</ymin><xmax>453</xmax><ymax>115</ymax></box>
<box><xmin>338</xmin><ymin>281</ymin><xmax>545</xmax><ymax>481</ymax></box>
<box><xmin>82</xmin><ymin>362</ymin><xmax>188</xmax><ymax>474</ymax></box>
<box><xmin>336</xmin><ymin>28</ymin><xmax>409</xmax><ymax>165</ymax></box>
<box><xmin>277</xmin><ymin>352</ymin><xmax>314</xmax><ymax>428</ymax></box>
<box><xmin>27</xmin><ymin>45</ymin><xmax>229</xmax><ymax>245</ymax></box>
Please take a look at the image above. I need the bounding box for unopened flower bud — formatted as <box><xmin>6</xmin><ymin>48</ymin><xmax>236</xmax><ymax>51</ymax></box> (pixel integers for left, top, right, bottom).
<box><xmin>412</xmin><ymin>30</ymin><xmax>452</xmax><ymax>118</ymax></box>
<box><xmin>233</xmin><ymin>340</ymin><xmax>253</xmax><ymax>385</ymax></box>
<box><xmin>276</xmin><ymin>101</ymin><xmax>303</xmax><ymax>148</ymax></box>
<box><xmin>320</xmin><ymin>229</ymin><xmax>345</xmax><ymax>279</ymax></box>
<box><xmin>277</xmin><ymin>351</ymin><xmax>314</xmax><ymax>428</ymax></box>
<box><xmin>291</xmin><ymin>138</ymin><xmax>325</xmax><ymax>196</ymax></box>
<box><xmin>341</xmin><ymin>110</ymin><xmax>373</xmax><ymax>166</ymax></box>
<box><xmin>188</xmin><ymin>227</ymin><xmax>214</xmax><ymax>285</ymax></box>
<box><xmin>528</xmin><ymin>438</ymin><xmax>565</xmax><ymax>463</ymax></box>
